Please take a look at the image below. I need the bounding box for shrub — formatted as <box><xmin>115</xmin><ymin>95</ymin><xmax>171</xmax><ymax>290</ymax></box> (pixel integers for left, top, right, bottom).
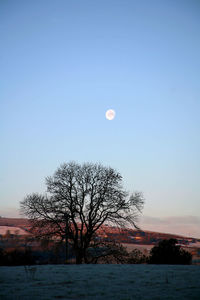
<box><xmin>127</xmin><ymin>249</ymin><xmax>147</xmax><ymax>264</ymax></box>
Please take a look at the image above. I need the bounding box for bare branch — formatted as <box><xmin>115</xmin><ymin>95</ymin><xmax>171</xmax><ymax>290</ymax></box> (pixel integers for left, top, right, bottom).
<box><xmin>20</xmin><ymin>161</ymin><xmax>145</xmax><ymax>264</ymax></box>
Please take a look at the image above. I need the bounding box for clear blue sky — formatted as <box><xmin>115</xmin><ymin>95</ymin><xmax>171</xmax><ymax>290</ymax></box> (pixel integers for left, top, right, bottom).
<box><xmin>1</xmin><ymin>0</ymin><xmax>200</xmax><ymax>222</ymax></box>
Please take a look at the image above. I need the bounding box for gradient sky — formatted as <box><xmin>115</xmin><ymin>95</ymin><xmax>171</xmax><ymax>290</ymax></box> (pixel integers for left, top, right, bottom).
<box><xmin>1</xmin><ymin>0</ymin><xmax>200</xmax><ymax>236</ymax></box>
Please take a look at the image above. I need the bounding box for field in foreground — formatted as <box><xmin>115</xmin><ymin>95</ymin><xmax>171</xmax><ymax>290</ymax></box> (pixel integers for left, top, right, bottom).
<box><xmin>0</xmin><ymin>264</ymin><xmax>200</xmax><ymax>300</ymax></box>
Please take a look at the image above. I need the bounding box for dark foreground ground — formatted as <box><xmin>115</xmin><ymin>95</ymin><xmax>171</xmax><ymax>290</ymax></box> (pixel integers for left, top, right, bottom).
<box><xmin>0</xmin><ymin>264</ymin><xmax>200</xmax><ymax>300</ymax></box>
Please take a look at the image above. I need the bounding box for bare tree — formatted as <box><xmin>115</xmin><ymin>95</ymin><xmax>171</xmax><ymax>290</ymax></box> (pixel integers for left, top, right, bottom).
<box><xmin>20</xmin><ymin>162</ymin><xmax>144</xmax><ymax>264</ymax></box>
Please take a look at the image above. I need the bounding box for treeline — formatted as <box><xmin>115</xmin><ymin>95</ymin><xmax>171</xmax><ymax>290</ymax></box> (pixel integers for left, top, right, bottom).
<box><xmin>0</xmin><ymin>247</ymin><xmax>67</xmax><ymax>266</ymax></box>
<box><xmin>0</xmin><ymin>248</ymin><xmax>35</xmax><ymax>266</ymax></box>
<box><xmin>0</xmin><ymin>239</ymin><xmax>192</xmax><ymax>266</ymax></box>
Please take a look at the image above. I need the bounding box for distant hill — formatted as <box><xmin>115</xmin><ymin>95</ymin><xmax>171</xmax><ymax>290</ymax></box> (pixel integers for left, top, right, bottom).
<box><xmin>0</xmin><ymin>217</ymin><xmax>199</xmax><ymax>245</ymax></box>
<box><xmin>0</xmin><ymin>217</ymin><xmax>30</xmax><ymax>227</ymax></box>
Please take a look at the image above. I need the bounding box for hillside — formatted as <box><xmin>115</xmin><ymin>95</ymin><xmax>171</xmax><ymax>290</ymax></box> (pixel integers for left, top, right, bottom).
<box><xmin>0</xmin><ymin>217</ymin><xmax>30</xmax><ymax>227</ymax></box>
<box><xmin>0</xmin><ymin>217</ymin><xmax>199</xmax><ymax>246</ymax></box>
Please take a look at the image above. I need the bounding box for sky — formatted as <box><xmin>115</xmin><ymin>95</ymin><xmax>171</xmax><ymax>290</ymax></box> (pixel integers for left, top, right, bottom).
<box><xmin>1</xmin><ymin>0</ymin><xmax>200</xmax><ymax>237</ymax></box>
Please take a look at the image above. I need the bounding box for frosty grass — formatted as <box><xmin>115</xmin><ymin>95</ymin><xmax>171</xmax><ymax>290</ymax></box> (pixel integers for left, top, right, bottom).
<box><xmin>0</xmin><ymin>264</ymin><xmax>200</xmax><ymax>299</ymax></box>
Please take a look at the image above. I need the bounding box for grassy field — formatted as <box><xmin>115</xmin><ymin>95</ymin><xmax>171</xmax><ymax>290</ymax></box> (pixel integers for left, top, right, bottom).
<box><xmin>0</xmin><ymin>264</ymin><xmax>200</xmax><ymax>299</ymax></box>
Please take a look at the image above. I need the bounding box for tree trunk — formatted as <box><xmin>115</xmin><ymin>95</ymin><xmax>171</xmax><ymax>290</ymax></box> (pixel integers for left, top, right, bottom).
<box><xmin>75</xmin><ymin>250</ymin><xmax>84</xmax><ymax>264</ymax></box>
<box><xmin>76</xmin><ymin>253</ymin><xmax>83</xmax><ymax>265</ymax></box>
<box><xmin>65</xmin><ymin>237</ymin><xmax>68</xmax><ymax>264</ymax></box>
<box><xmin>64</xmin><ymin>214</ymin><xmax>69</xmax><ymax>264</ymax></box>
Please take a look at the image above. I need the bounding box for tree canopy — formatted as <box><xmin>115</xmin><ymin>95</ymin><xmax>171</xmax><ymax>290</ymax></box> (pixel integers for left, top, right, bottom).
<box><xmin>20</xmin><ymin>161</ymin><xmax>144</xmax><ymax>264</ymax></box>
<box><xmin>148</xmin><ymin>239</ymin><xmax>192</xmax><ymax>265</ymax></box>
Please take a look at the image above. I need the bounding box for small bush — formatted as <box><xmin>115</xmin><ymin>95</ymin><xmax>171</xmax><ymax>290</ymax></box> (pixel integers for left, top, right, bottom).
<box><xmin>127</xmin><ymin>249</ymin><xmax>147</xmax><ymax>264</ymax></box>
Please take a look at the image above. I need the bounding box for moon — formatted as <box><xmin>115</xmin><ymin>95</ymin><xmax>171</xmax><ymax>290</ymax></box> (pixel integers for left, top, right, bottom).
<box><xmin>105</xmin><ymin>109</ymin><xmax>116</xmax><ymax>120</ymax></box>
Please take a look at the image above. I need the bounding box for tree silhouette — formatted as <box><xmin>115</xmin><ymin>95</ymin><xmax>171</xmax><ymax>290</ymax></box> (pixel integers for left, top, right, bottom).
<box><xmin>20</xmin><ymin>161</ymin><xmax>144</xmax><ymax>264</ymax></box>
<box><xmin>148</xmin><ymin>239</ymin><xmax>192</xmax><ymax>265</ymax></box>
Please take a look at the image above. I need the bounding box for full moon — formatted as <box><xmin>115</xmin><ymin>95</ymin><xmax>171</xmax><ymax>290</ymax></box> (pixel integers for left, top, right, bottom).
<box><xmin>105</xmin><ymin>109</ymin><xmax>116</xmax><ymax>120</ymax></box>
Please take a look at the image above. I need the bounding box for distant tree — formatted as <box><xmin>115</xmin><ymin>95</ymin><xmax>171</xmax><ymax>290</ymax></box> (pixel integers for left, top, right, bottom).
<box><xmin>148</xmin><ymin>239</ymin><xmax>192</xmax><ymax>265</ymax></box>
<box><xmin>4</xmin><ymin>230</ymin><xmax>11</xmax><ymax>239</ymax></box>
<box><xmin>20</xmin><ymin>161</ymin><xmax>144</xmax><ymax>264</ymax></box>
